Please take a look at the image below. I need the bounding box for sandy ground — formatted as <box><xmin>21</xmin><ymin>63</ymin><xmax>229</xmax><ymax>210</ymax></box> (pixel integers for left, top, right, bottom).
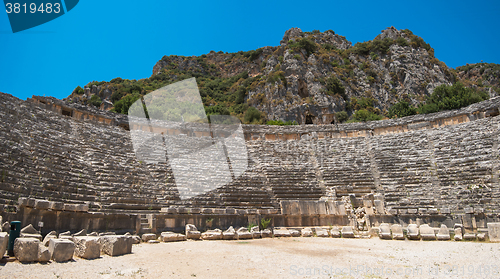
<box><xmin>0</xmin><ymin>237</ymin><xmax>499</xmax><ymax>279</ymax></box>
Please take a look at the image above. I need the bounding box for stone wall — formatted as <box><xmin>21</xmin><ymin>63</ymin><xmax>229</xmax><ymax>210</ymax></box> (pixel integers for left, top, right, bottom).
<box><xmin>1</xmin><ymin>92</ymin><xmax>500</xmax><ymax>232</ymax></box>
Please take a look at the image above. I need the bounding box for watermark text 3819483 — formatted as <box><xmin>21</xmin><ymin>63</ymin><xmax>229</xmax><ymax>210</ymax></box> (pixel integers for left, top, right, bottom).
<box><xmin>3</xmin><ymin>0</ymin><xmax>79</xmax><ymax>32</ymax></box>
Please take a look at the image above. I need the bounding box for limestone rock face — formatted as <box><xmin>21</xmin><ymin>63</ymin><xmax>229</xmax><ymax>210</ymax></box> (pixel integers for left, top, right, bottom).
<box><xmin>74</xmin><ymin>236</ymin><xmax>101</xmax><ymax>259</ymax></box>
<box><xmin>49</xmin><ymin>239</ymin><xmax>75</xmax><ymax>262</ymax></box>
<box><xmin>14</xmin><ymin>238</ymin><xmax>40</xmax><ymax>263</ymax></box>
<box><xmin>100</xmin><ymin>235</ymin><xmax>132</xmax><ymax>256</ymax></box>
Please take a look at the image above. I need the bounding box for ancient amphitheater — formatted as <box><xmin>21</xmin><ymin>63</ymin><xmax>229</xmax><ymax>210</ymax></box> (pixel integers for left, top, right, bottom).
<box><xmin>1</xmin><ymin>91</ymin><xmax>500</xmax><ymax>262</ymax></box>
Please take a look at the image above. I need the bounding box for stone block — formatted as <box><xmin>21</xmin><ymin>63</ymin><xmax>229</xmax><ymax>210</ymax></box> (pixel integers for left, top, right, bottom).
<box><xmin>289</xmin><ymin>229</ymin><xmax>300</xmax><ymax>237</ymax></box>
<box><xmin>436</xmin><ymin>224</ymin><xmax>451</xmax><ymax>241</ymax></box>
<box><xmin>37</xmin><ymin>244</ymin><xmax>51</xmax><ymax>262</ymax></box>
<box><xmin>14</xmin><ymin>238</ymin><xmax>40</xmax><ymax>262</ymax></box>
<box><xmin>487</xmin><ymin>223</ymin><xmax>500</xmax><ymax>242</ymax></box>
<box><xmin>225</xmin><ymin>208</ymin><xmax>236</xmax><ymax>214</ymax></box>
<box><xmin>88</xmin><ymin>232</ymin><xmax>98</xmax><ymax>237</ymax></box>
<box><xmin>201</xmin><ymin>208</ymin><xmax>213</xmax><ymax>214</ymax></box>
<box><xmin>34</xmin><ymin>199</ymin><xmax>50</xmax><ymax>210</ymax></box>
<box><xmin>148</xmin><ymin>240</ymin><xmax>159</xmax><ymax>244</ymax></box>
<box><xmin>18</xmin><ymin>197</ymin><xmax>28</xmax><ymax>207</ymax></box>
<box><xmin>42</xmin><ymin>231</ymin><xmax>57</xmax><ymax>247</ymax></box>
<box><xmin>63</xmin><ymin>204</ymin><xmax>77</xmax><ymax>212</ymax></box>
<box><xmin>185</xmin><ymin>224</ymin><xmax>201</xmax><ymax>240</ymax></box>
<box><xmin>373</xmin><ymin>200</ymin><xmax>384</xmax><ymax>214</ymax></box>
<box><xmin>20</xmin><ymin>233</ymin><xmax>42</xmax><ymax>241</ymax></box>
<box><xmin>391</xmin><ymin>224</ymin><xmax>404</xmax><ymax>240</ymax></box>
<box><xmin>74</xmin><ymin>236</ymin><xmax>100</xmax><ymax>259</ymax></box>
<box><xmin>326</xmin><ymin>201</ymin><xmax>337</xmax><ymax>215</ymax></box>
<box><xmin>131</xmin><ymin>235</ymin><xmax>141</xmax><ymax>244</ymax></box>
<box><xmin>177</xmin><ymin>207</ymin><xmax>187</xmax><ymax>214</ymax></box>
<box><xmin>160</xmin><ymin>232</ymin><xmax>186</xmax><ymax>242</ymax></box>
<box><xmin>428</xmin><ymin>208</ymin><xmax>438</xmax><ymax>214</ymax></box>
<box><xmin>388</xmin><ymin>208</ymin><xmax>398</xmax><ymax>215</ymax></box>
<box><xmin>330</xmin><ymin>226</ymin><xmax>341</xmax><ymax>238</ymax></box>
<box><xmin>378</xmin><ymin>223</ymin><xmax>392</xmax><ymax>240</ymax></box>
<box><xmin>273</xmin><ymin>228</ymin><xmax>291</xmax><ymax>237</ymax></box>
<box><xmin>261</xmin><ymin>229</ymin><xmax>272</xmax><ymax>238</ymax></box>
<box><xmin>21</xmin><ymin>224</ymin><xmax>39</xmax><ymax>234</ymax></box>
<box><xmin>407</xmin><ymin>208</ymin><xmax>418</xmax><ymax>214</ymax></box>
<box><xmin>201</xmin><ymin>229</ymin><xmax>222</xmax><ymax>240</ymax></box>
<box><xmin>166</xmin><ymin>207</ymin><xmax>178</xmax><ymax>214</ymax></box>
<box><xmin>407</xmin><ymin>224</ymin><xmax>420</xmax><ymax>240</ymax></box>
<box><xmin>73</xmin><ymin>229</ymin><xmax>87</xmax><ymax>237</ymax></box>
<box><xmin>301</xmin><ymin>228</ymin><xmax>313</xmax><ymax>237</ymax></box>
<box><xmin>477</xmin><ymin>233</ymin><xmax>486</xmax><ymax>241</ymax></box>
<box><xmin>189</xmin><ymin>208</ymin><xmax>201</xmax><ymax>214</ymax></box>
<box><xmin>223</xmin><ymin>226</ymin><xmax>236</xmax><ymax>240</ymax></box>
<box><xmin>100</xmin><ymin>235</ymin><xmax>132</xmax><ymax>256</ymax></box>
<box><xmin>0</xmin><ymin>232</ymin><xmax>8</xmax><ymax>258</ymax></box>
<box><xmin>341</xmin><ymin>226</ymin><xmax>355</xmax><ymax>238</ymax></box>
<box><xmin>454</xmin><ymin>228</ymin><xmax>463</xmax><ymax>241</ymax></box>
<box><xmin>314</xmin><ymin>227</ymin><xmax>329</xmax><ymax>237</ymax></box>
<box><xmin>463</xmin><ymin>233</ymin><xmax>476</xmax><ymax>241</ymax></box>
<box><xmin>213</xmin><ymin>208</ymin><xmax>225</xmax><ymax>215</ymax></box>
<box><xmin>464</xmin><ymin>207</ymin><xmax>474</xmax><ymax>214</ymax></box>
<box><xmin>418</xmin><ymin>208</ymin><xmax>427</xmax><ymax>214</ymax></box>
<box><xmin>250</xmin><ymin>226</ymin><xmax>261</xmax><ymax>238</ymax></box>
<box><xmin>76</xmin><ymin>204</ymin><xmax>89</xmax><ymax>212</ymax></box>
<box><xmin>336</xmin><ymin>201</ymin><xmax>347</xmax><ymax>215</ymax></box>
<box><xmin>419</xmin><ymin>224</ymin><xmax>436</xmax><ymax>240</ymax></box>
<box><xmin>49</xmin><ymin>239</ymin><xmax>75</xmax><ymax>262</ymax></box>
<box><xmin>141</xmin><ymin>233</ymin><xmax>157</xmax><ymax>242</ymax></box>
<box><xmin>236</xmin><ymin>227</ymin><xmax>253</xmax><ymax>240</ymax></box>
<box><xmin>49</xmin><ymin>201</ymin><xmax>64</xmax><ymax>211</ymax></box>
<box><xmin>441</xmin><ymin>208</ymin><xmax>451</xmax><ymax>214</ymax></box>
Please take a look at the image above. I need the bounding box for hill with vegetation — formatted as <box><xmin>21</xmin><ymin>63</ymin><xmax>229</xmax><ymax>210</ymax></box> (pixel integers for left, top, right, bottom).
<box><xmin>65</xmin><ymin>27</ymin><xmax>496</xmax><ymax>125</ymax></box>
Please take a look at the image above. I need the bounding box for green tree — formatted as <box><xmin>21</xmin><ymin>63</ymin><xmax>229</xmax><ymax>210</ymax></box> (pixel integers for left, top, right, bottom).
<box><xmin>388</xmin><ymin>100</ymin><xmax>417</xmax><ymax>118</ymax></box>
<box><xmin>325</xmin><ymin>75</ymin><xmax>346</xmax><ymax>100</ymax></box>
<box><xmin>89</xmin><ymin>95</ymin><xmax>102</xmax><ymax>107</ymax></box>
<box><xmin>112</xmin><ymin>93</ymin><xmax>141</xmax><ymax>115</ymax></box>
<box><xmin>418</xmin><ymin>82</ymin><xmax>489</xmax><ymax>114</ymax></box>
<box><xmin>73</xmin><ymin>86</ymin><xmax>84</xmax><ymax>95</ymax></box>
<box><xmin>244</xmin><ymin>107</ymin><xmax>262</xmax><ymax>123</ymax></box>
<box><xmin>335</xmin><ymin>111</ymin><xmax>348</xmax><ymax>123</ymax></box>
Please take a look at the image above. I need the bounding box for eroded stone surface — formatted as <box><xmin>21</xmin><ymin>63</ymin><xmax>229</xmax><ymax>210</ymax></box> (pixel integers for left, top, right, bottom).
<box><xmin>100</xmin><ymin>235</ymin><xmax>132</xmax><ymax>256</ymax></box>
<box><xmin>185</xmin><ymin>224</ymin><xmax>201</xmax><ymax>240</ymax></box>
<box><xmin>437</xmin><ymin>224</ymin><xmax>451</xmax><ymax>241</ymax></box>
<box><xmin>49</xmin><ymin>239</ymin><xmax>75</xmax><ymax>262</ymax></box>
<box><xmin>160</xmin><ymin>232</ymin><xmax>186</xmax><ymax>242</ymax></box>
<box><xmin>341</xmin><ymin>226</ymin><xmax>355</xmax><ymax>238</ymax></box>
<box><xmin>419</xmin><ymin>224</ymin><xmax>436</xmax><ymax>240</ymax></box>
<box><xmin>379</xmin><ymin>223</ymin><xmax>392</xmax><ymax>240</ymax></box>
<box><xmin>390</xmin><ymin>224</ymin><xmax>404</xmax><ymax>240</ymax></box>
<box><xmin>74</xmin><ymin>236</ymin><xmax>100</xmax><ymax>259</ymax></box>
<box><xmin>487</xmin><ymin>223</ymin><xmax>500</xmax><ymax>242</ymax></box>
<box><xmin>201</xmin><ymin>229</ymin><xmax>222</xmax><ymax>240</ymax></box>
<box><xmin>407</xmin><ymin>224</ymin><xmax>420</xmax><ymax>240</ymax></box>
<box><xmin>14</xmin><ymin>238</ymin><xmax>40</xmax><ymax>263</ymax></box>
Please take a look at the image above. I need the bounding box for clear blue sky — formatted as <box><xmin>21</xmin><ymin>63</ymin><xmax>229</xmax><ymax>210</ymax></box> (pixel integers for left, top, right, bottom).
<box><xmin>1</xmin><ymin>0</ymin><xmax>499</xmax><ymax>100</ymax></box>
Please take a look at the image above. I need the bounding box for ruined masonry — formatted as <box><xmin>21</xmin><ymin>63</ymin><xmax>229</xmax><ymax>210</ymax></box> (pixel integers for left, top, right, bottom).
<box><xmin>0</xmin><ymin>92</ymin><xmax>499</xmax><ymax>236</ymax></box>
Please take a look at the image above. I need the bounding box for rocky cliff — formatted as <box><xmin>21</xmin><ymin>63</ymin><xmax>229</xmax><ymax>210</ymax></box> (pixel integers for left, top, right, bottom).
<box><xmin>65</xmin><ymin>27</ymin><xmax>497</xmax><ymax>125</ymax></box>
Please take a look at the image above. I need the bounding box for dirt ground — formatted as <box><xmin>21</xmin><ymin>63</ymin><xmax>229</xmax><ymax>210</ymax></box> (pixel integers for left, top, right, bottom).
<box><xmin>0</xmin><ymin>237</ymin><xmax>499</xmax><ymax>279</ymax></box>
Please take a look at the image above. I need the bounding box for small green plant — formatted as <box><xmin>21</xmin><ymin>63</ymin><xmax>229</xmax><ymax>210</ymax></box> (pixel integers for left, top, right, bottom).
<box><xmin>260</xmin><ymin>218</ymin><xmax>271</xmax><ymax>229</ymax></box>
<box><xmin>148</xmin><ymin>205</ymin><xmax>153</xmax><ymax>210</ymax></box>
<box><xmin>293</xmin><ymin>54</ymin><xmax>301</xmax><ymax>60</ymax></box>
<box><xmin>247</xmin><ymin>222</ymin><xmax>256</xmax><ymax>231</ymax></box>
